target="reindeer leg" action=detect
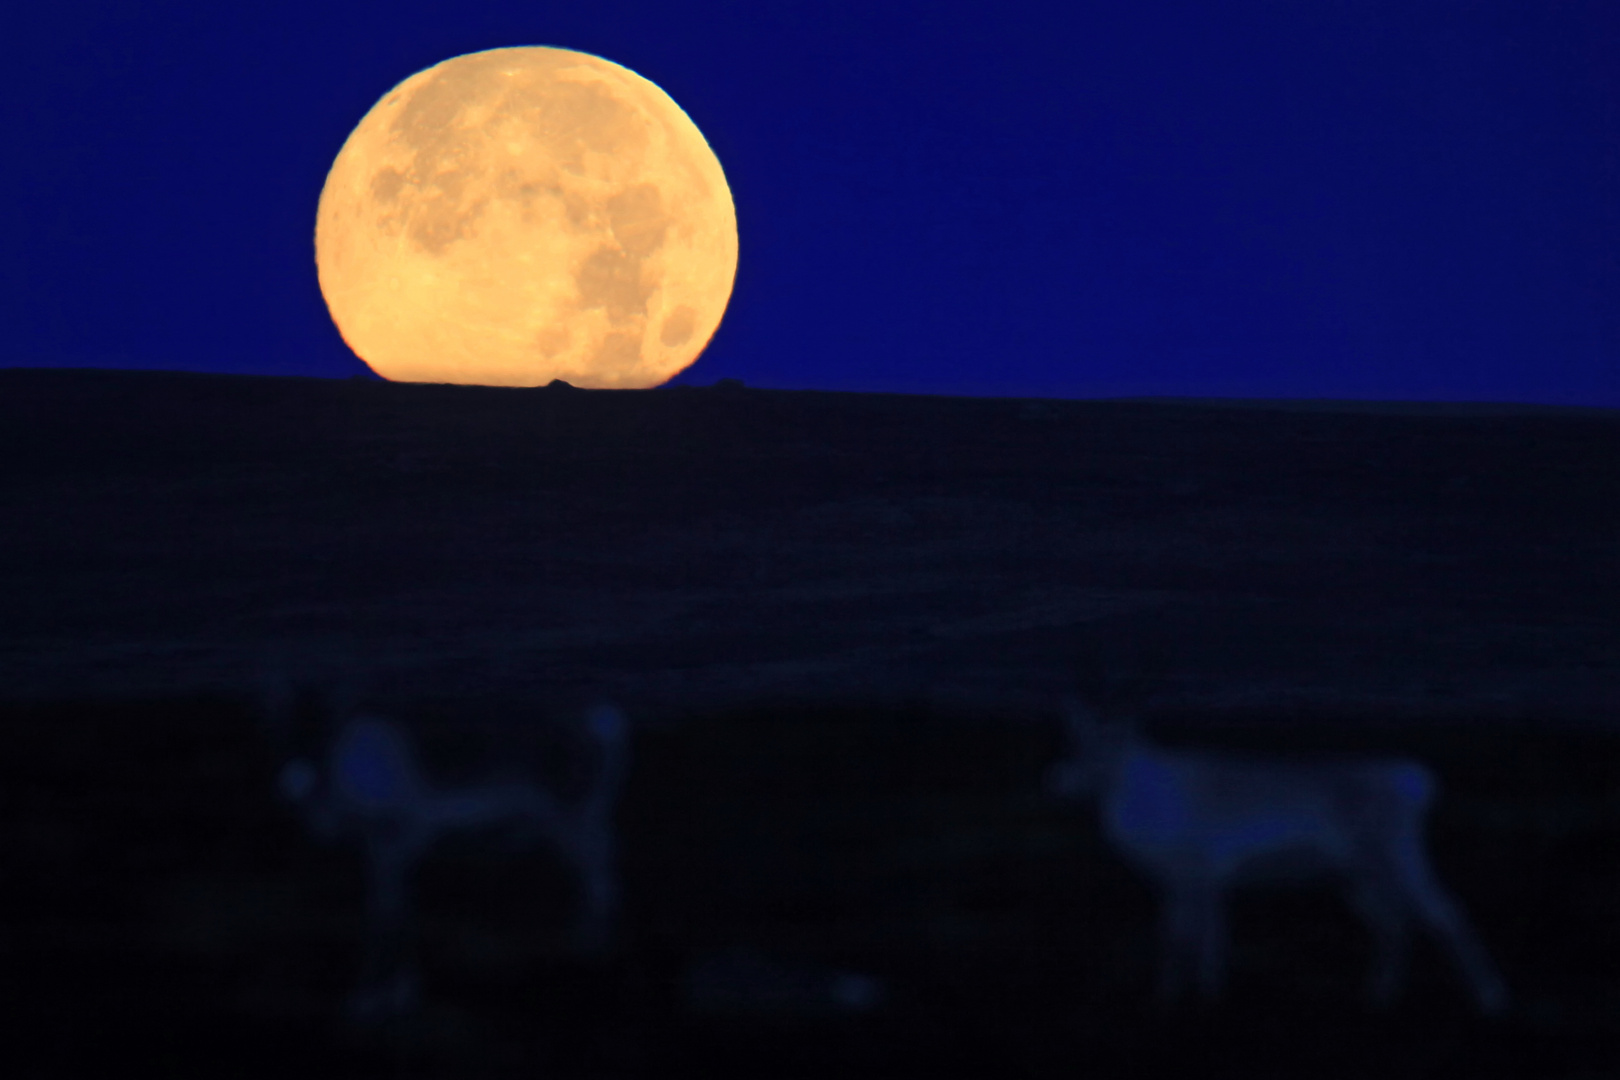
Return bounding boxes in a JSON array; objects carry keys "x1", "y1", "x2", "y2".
[
  {"x1": 1393, "y1": 842, "x2": 1508, "y2": 1015},
  {"x1": 1156, "y1": 883, "x2": 1211, "y2": 1008},
  {"x1": 349, "y1": 830, "x2": 424, "y2": 1023},
  {"x1": 552, "y1": 816, "x2": 616, "y2": 952},
  {"x1": 1195, "y1": 887, "x2": 1228, "y2": 1002},
  {"x1": 1348, "y1": 876, "x2": 1411, "y2": 1009},
  {"x1": 566, "y1": 706, "x2": 628, "y2": 953}
]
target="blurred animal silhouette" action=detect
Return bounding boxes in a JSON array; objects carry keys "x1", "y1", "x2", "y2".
[
  {"x1": 262, "y1": 674, "x2": 628, "y2": 1022},
  {"x1": 1047, "y1": 697, "x2": 1508, "y2": 1014}
]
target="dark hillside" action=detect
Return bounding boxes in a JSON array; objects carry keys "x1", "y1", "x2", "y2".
[{"x1": 1, "y1": 368, "x2": 1615, "y2": 717}]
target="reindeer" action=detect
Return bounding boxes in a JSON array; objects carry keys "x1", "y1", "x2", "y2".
[
  {"x1": 1046, "y1": 695, "x2": 1508, "y2": 1014},
  {"x1": 261, "y1": 674, "x2": 628, "y2": 1022}
]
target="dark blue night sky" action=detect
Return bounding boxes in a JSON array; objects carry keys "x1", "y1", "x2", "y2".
[{"x1": 6, "y1": 0, "x2": 1616, "y2": 405}]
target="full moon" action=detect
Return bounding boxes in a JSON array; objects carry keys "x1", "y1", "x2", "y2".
[{"x1": 314, "y1": 47, "x2": 738, "y2": 388}]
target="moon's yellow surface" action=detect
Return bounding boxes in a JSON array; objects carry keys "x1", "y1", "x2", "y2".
[{"x1": 315, "y1": 47, "x2": 737, "y2": 388}]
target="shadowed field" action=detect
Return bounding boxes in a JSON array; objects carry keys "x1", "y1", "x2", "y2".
[
  {"x1": 1, "y1": 696, "x2": 1615, "y2": 1078},
  {"x1": 1, "y1": 369, "x2": 1616, "y2": 1074},
  {"x1": 0, "y1": 369, "x2": 1615, "y2": 720}
]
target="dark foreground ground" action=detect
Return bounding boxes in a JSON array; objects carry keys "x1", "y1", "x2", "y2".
[
  {"x1": 1, "y1": 369, "x2": 1616, "y2": 1074},
  {"x1": 1, "y1": 696, "x2": 1616, "y2": 1079}
]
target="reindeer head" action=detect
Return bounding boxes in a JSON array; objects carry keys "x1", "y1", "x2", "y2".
[
  {"x1": 1046, "y1": 642, "x2": 1161, "y2": 801},
  {"x1": 255, "y1": 653, "x2": 387, "y2": 840},
  {"x1": 1045, "y1": 697, "x2": 1136, "y2": 799}
]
